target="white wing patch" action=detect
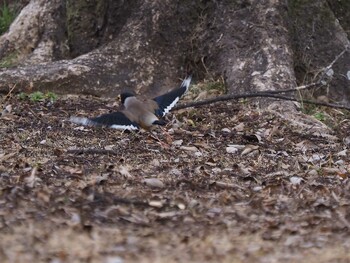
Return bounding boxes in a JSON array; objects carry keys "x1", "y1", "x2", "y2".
[
  {"x1": 161, "y1": 76, "x2": 191, "y2": 116},
  {"x1": 110, "y1": 124, "x2": 139, "y2": 130},
  {"x1": 162, "y1": 97, "x2": 179, "y2": 116}
]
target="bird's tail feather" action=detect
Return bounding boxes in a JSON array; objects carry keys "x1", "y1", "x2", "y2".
[
  {"x1": 180, "y1": 75, "x2": 192, "y2": 93},
  {"x1": 69, "y1": 116, "x2": 99, "y2": 126}
]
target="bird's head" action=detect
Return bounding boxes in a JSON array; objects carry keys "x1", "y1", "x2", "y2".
[{"x1": 119, "y1": 92, "x2": 135, "y2": 104}]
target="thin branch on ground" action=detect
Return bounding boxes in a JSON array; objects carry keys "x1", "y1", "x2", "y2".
[
  {"x1": 91, "y1": 192, "x2": 150, "y2": 207},
  {"x1": 260, "y1": 94, "x2": 350, "y2": 110},
  {"x1": 0, "y1": 84, "x2": 17, "y2": 105},
  {"x1": 174, "y1": 92, "x2": 350, "y2": 111},
  {"x1": 322, "y1": 44, "x2": 349, "y2": 75},
  {"x1": 174, "y1": 45, "x2": 350, "y2": 112},
  {"x1": 67, "y1": 148, "x2": 120, "y2": 155},
  {"x1": 210, "y1": 180, "x2": 245, "y2": 190}
]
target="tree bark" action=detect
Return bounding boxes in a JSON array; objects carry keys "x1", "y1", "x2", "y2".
[
  {"x1": 0, "y1": 0, "x2": 348, "y2": 104},
  {"x1": 289, "y1": 0, "x2": 350, "y2": 103}
]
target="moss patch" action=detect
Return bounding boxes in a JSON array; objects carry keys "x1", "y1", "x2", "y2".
[{"x1": 0, "y1": 52, "x2": 18, "y2": 68}]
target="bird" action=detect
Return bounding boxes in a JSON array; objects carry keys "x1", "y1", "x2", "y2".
[{"x1": 70, "y1": 76, "x2": 192, "y2": 131}]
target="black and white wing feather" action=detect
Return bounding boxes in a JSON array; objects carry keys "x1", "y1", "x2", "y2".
[
  {"x1": 153, "y1": 75, "x2": 192, "y2": 117},
  {"x1": 70, "y1": 111, "x2": 139, "y2": 131}
]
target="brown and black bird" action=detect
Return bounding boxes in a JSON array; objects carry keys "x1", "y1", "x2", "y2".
[{"x1": 70, "y1": 76, "x2": 192, "y2": 131}]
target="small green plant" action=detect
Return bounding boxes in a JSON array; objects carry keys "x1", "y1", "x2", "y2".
[
  {"x1": 0, "y1": 2, "x2": 16, "y2": 35},
  {"x1": 46, "y1": 91, "x2": 58, "y2": 102},
  {"x1": 313, "y1": 112, "x2": 325, "y2": 121},
  {"x1": 20, "y1": 91, "x2": 59, "y2": 103},
  {"x1": 301, "y1": 104, "x2": 337, "y2": 127},
  {"x1": 17, "y1": 92, "x2": 28, "y2": 100},
  {"x1": 29, "y1": 91, "x2": 45, "y2": 102}
]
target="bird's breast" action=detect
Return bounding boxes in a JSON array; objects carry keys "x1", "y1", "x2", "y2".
[{"x1": 140, "y1": 113, "x2": 158, "y2": 128}]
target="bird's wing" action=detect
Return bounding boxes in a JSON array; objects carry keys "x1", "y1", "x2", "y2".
[
  {"x1": 70, "y1": 111, "x2": 139, "y2": 130},
  {"x1": 153, "y1": 75, "x2": 192, "y2": 117}
]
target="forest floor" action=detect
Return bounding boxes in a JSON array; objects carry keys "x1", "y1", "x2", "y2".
[{"x1": 1, "y1": 94, "x2": 350, "y2": 263}]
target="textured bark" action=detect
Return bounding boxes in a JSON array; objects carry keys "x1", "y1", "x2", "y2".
[
  {"x1": 0, "y1": 0, "x2": 67, "y2": 64},
  {"x1": 289, "y1": 0, "x2": 350, "y2": 103},
  {"x1": 0, "y1": 0, "x2": 348, "y2": 104},
  {"x1": 196, "y1": 0, "x2": 297, "y2": 110},
  {"x1": 0, "y1": 0, "x2": 197, "y2": 97}
]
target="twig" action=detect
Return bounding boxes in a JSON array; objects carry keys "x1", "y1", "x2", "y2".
[
  {"x1": 67, "y1": 148, "x2": 120, "y2": 155},
  {"x1": 267, "y1": 94, "x2": 350, "y2": 110},
  {"x1": 0, "y1": 83, "x2": 17, "y2": 104},
  {"x1": 210, "y1": 180, "x2": 245, "y2": 190},
  {"x1": 174, "y1": 92, "x2": 350, "y2": 111},
  {"x1": 309, "y1": 44, "x2": 350, "y2": 87},
  {"x1": 174, "y1": 45, "x2": 350, "y2": 112},
  {"x1": 323, "y1": 44, "x2": 349, "y2": 76}
]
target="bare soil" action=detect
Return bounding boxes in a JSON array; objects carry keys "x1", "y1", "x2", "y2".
[{"x1": 1, "y1": 95, "x2": 350, "y2": 263}]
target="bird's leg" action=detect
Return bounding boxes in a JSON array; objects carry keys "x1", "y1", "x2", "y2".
[
  {"x1": 150, "y1": 118, "x2": 173, "y2": 145},
  {"x1": 159, "y1": 126, "x2": 173, "y2": 144},
  {"x1": 148, "y1": 131, "x2": 170, "y2": 148}
]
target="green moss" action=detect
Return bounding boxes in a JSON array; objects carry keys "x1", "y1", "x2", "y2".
[{"x1": 0, "y1": 52, "x2": 18, "y2": 68}]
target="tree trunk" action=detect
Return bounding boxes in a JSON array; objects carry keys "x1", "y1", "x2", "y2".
[{"x1": 0, "y1": 0, "x2": 348, "y2": 103}]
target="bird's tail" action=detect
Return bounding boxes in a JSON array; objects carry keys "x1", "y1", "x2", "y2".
[
  {"x1": 69, "y1": 116, "x2": 98, "y2": 126},
  {"x1": 181, "y1": 75, "x2": 192, "y2": 93}
]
